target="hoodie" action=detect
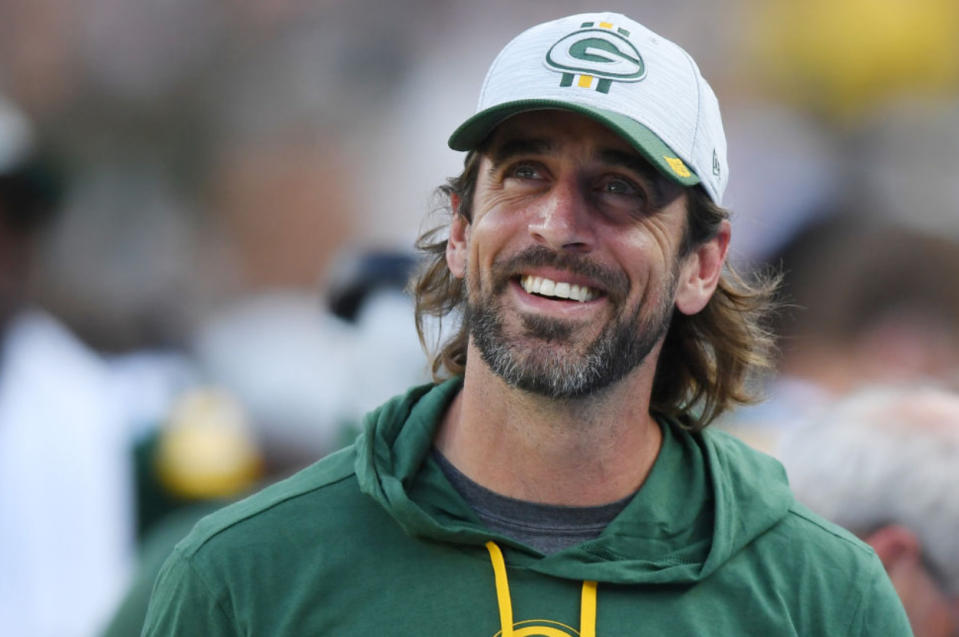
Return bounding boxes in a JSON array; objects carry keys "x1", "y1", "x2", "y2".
[{"x1": 143, "y1": 379, "x2": 911, "y2": 636}]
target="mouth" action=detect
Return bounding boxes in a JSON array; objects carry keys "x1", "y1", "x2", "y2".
[{"x1": 518, "y1": 274, "x2": 601, "y2": 303}]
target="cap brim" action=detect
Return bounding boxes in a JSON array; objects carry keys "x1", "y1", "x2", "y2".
[{"x1": 448, "y1": 100, "x2": 701, "y2": 187}]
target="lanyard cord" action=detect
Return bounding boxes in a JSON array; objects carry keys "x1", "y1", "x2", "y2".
[
  {"x1": 486, "y1": 541, "x2": 515, "y2": 636},
  {"x1": 580, "y1": 580, "x2": 597, "y2": 637},
  {"x1": 485, "y1": 541, "x2": 597, "y2": 637}
]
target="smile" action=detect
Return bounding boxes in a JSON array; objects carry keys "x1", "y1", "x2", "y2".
[{"x1": 519, "y1": 275, "x2": 599, "y2": 303}]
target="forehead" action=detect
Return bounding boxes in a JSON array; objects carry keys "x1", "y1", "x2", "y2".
[{"x1": 485, "y1": 109, "x2": 637, "y2": 156}]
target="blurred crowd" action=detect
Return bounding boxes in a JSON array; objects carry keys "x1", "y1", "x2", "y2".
[{"x1": 1, "y1": 0, "x2": 959, "y2": 635}]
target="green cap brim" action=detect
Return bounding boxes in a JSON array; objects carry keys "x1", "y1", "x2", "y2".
[{"x1": 448, "y1": 100, "x2": 701, "y2": 187}]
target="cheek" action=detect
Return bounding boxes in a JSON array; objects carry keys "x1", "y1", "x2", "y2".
[
  {"x1": 609, "y1": 233, "x2": 681, "y2": 304},
  {"x1": 469, "y1": 206, "x2": 528, "y2": 264}
]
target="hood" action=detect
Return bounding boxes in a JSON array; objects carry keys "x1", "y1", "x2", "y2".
[{"x1": 355, "y1": 379, "x2": 794, "y2": 585}]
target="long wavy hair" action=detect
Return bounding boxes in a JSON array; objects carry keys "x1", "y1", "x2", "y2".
[{"x1": 412, "y1": 149, "x2": 780, "y2": 430}]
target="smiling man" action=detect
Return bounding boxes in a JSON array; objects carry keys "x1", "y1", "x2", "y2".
[
  {"x1": 453, "y1": 112, "x2": 700, "y2": 400},
  {"x1": 143, "y1": 13, "x2": 911, "y2": 636}
]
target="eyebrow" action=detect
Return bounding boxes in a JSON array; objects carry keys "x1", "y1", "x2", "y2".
[
  {"x1": 490, "y1": 138, "x2": 651, "y2": 174},
  {"x1": 597, "y1": 149, "x2": 660, "y2": 183},
  {"x1": 489, "y1": 137, "x2": 554, "y2": 165}
]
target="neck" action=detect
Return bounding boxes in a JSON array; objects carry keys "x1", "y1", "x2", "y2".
[{"x1": 434, "y1": 343, "x2": 664, "y2": 506}]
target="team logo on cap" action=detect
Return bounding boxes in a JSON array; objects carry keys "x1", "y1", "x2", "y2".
[{"x1": 545, "y1": 21, "x2": 645, "y2": 94}]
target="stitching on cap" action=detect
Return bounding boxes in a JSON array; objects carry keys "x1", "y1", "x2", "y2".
[
  {"x1": 676, "y1": 45, "x2": 716, "y2": 201},
  {"x1": 679, "y1": 47, "x2": 703, "y2": 161}
]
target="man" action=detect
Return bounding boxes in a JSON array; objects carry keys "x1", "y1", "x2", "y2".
[
  {"x1": 143, "y1": 12, "x2": 910, "y2": 635},
  {"x1": 780, "y1": 384, "x2": 959, "y2": 637}
]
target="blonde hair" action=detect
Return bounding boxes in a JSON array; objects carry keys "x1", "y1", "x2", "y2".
[{"x1": 412, "y1": 150, "x2": 780, "y2": 429}]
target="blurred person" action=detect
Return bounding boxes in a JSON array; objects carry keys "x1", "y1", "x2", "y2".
[
  {"x1": 0, "y1": 97, "x2": 134, "y2": 635},
  {"x1": 719, "y1": 211, "x2": 959, "y2": 452},
  {"x1": 780, "y1": 384, "x2": 959, "y2": 636},
  {"x1": 102, "y1": 249, "x2": 427, "y2": 636},
  {"x1": 100, "y1": 388, "x2": 262, "y2": 637},
  {"x1": 0, "y1": 94, "x2": 198, "y2": 637},
  {"x1": 192, "y1": 249, "x2": 428, "y2": 470},
  {"x1": 143, "y1": 13, "x2": 909, "y2": 635}
]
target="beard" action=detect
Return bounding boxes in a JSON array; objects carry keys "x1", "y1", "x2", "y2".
[{"x1": 465, "y1": 245, "x2": 677, "y2": 399}]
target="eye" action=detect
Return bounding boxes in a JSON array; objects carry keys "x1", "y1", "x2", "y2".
[
  {"x1": 596, "y1": 174, "x2": 647, "y2": 201},
  {"x1": 594, "y1": 174, "x2": 650, "y2": 220},
  {"x1": 602, "y1": 177, "x2": 637, "y2": 195},
  {"x1": 506, "y1": 162, "x2": 542, "y2": 181}
]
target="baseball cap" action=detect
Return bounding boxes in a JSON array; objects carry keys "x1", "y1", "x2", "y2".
[{"x1": 448, "y1": 12, "x2": 729, "y2": 204}]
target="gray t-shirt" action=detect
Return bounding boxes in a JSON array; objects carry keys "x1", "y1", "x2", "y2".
[{"x1": 432, "y1": 449, "x2": 634, "y2": 555}]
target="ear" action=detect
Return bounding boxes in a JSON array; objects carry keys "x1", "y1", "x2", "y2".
[
  {"x1": 865, "y1": 524, "x2": 923, "y2": 571},
  {"x1": 446, "y1": 192, "x2": 469, "y2": 279},
  {"x1": 674, "y1": 220, "x2": 731, "y2": 316}
]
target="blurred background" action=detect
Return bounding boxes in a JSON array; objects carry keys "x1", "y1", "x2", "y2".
[{"x1": 2, "y1": 0, "x2": 959, "y2": 635}]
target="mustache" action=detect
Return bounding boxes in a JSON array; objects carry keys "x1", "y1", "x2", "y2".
[{"x1": 489, "y1": 245, "x2": 628, "y2": 300}]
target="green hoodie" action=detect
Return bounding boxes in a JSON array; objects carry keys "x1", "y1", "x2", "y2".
[{"x1": 143, "y1": 379, "x2": 911, "y2": 636}]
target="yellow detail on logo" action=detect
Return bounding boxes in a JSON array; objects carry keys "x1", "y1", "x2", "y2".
[
  {"x1": 493, "y1": 619, "x2": 579, "y2": 637},
  {"x1": 664, "y1": 156, "x2": 692, "y2": 177},
  {"x1": 598, "y1": 21, "x2": 613, "y2": 29},
  {"x1": 577, "y1": 74, "x2": 594, "y2": 88}
]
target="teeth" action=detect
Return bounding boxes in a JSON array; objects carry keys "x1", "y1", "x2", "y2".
[{"x1": 520, "y1": 276, "x2": 597, "y2": 302}]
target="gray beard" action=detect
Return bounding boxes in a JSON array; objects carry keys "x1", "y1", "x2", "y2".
[{"x1": 464, "y1": 248, "x2": 677, "y2": 399}]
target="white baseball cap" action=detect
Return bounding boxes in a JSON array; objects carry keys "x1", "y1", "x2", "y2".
[{"x1": 449, "y1": 12, "x2": 729, "y2": 204}]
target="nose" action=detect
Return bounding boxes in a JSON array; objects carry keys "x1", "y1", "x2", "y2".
[{"x1": 527, "y1": 177, "x2": 594, "y2": 252}]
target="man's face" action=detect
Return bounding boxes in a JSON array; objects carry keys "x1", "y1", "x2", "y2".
[{"x1": 447, "y1": 110, "x2": 698, "y2": 398}]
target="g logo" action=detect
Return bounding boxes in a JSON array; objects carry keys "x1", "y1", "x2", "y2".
[{"x1": 545, "y1": 29, "x2": 645, "y2": 82}]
